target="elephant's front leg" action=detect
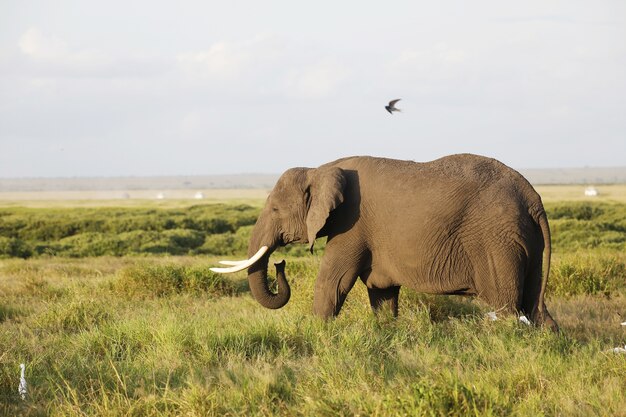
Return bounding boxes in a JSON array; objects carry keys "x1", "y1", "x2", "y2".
[
  {"x1": 312, "y1": 243, "x2": 362, "y2": 318},
  {"x1": 367, "y1": 286, "x2": 400, "y2": 317}
]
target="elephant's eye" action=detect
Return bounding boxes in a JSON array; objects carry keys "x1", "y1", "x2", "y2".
[{"x1": 271, "y1": 207, "x2": 279, "y2": 212}]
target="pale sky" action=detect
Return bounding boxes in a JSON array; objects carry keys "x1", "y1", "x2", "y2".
[{"x1": 1, "y1": 1, "x2": 625, "y2": 177}]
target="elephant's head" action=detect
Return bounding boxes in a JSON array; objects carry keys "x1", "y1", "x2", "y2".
[{"x1": 211, "y1": 166, "x2": 346, "y2": 309}]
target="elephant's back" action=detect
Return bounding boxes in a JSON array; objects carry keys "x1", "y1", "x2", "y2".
[
  {"x1": 328, "y1": 154, "x2": 542, "y2": 208},
  {"x1": 428, "y1": 154, "x2": 544, "y2": 213},
  {"x1": 425, "y1": 154, "x2": 522, "y2": 186},
  {"x1": 330, "y1": 154, "x2": 522, "y2": 180},
  {"x1": 331, "y1": 154, "x2": 533, "y2": 191}
]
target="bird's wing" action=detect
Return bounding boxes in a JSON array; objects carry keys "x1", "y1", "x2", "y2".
[{"x1": 389, "y1": 99, "x2": 401, "y2": 106}]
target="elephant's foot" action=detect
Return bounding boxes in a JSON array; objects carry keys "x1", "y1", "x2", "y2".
[
  {"x1": 532, "y1": 306, "x2": 560, "y2": 333},
  {"x1": 312, "y1": 301, "x2": 335, "y2": 319}
]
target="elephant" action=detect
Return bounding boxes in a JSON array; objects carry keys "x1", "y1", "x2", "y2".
[{"x1": 211, "y1": 154, "x2": 559, "y2": 331}]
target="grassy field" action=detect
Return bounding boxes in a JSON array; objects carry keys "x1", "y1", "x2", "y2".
[
  {"x1": 1, "y1": 184, "x2": 626, "y2": 207},
  {"x1": 0, "y1": 188, "x2": 625, "y2": 416}
]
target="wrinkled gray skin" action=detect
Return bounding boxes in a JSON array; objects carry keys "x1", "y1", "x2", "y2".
[{"x1": 247, "y1": 154, "x2": 558, "y2": 331}]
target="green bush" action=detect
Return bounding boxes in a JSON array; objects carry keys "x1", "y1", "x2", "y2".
[
  {"x1": 546, "y1": 202, "x2": 626, "y2": 251},
  {"x1": 57, "y1": 232, "x2": 125, "y2": 257},
  {"x1": 131, "y1": 229, "x2": 205, "y2": 255},
  {"x1": 199, "y1": 233, "x2": 239, "y2": 255},
  {"x1": 547, "y1": 203, "x2": 604, "y2": 221},
  {"x1": 0, "y1": 204, "x2": 260, "y2": 258},
  {"x1": 198, "y1": 226, "x2": 252, "y2": 255},
  {"x1": 0, "y1": 204, "x2": 258, "y2": 240},
  {"x1": 0, "y1": 237, "x2": 32, "y2": 258},
  {"x1": 162, "y1": 229, "x2": 205, "y2": 250}
]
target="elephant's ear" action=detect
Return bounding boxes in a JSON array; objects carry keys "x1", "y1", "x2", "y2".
[{"x1": 306, "y1": 166, "x2": 346, "y2": 252}]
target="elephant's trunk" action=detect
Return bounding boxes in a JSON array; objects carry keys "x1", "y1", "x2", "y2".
[
  {"x1": 247, "y1": 256, "x2": 290, "y2": 309},
  {"x1": 246, "y1": 217, "x2": 290, "y2": 309}
]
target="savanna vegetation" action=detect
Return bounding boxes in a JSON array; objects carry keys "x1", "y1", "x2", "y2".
[
  {"x1": 0, "y1": 205, "x2": 259, "y2": 258},
  {"x1": 0, "y1": 199, "x2": 625, "y2": 416}
]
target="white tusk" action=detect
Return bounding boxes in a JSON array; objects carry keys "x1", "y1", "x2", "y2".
[
  {"x1": 218, "y1": 260, "x2": 248, "y2": 266},
  {"x1": 217, "y1": 248, "x2": 271, "y2": 267},
  {"x1": 210, "y1": 246, "x2": 269, "y2": 273}
]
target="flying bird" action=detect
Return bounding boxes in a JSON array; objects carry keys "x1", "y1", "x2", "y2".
[{"x1": 385, "y1": 99, "x2": 402, "y2": 114}]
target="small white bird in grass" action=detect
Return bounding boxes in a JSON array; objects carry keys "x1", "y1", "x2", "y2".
[
  {"x1": 385, "y1": 99, "x2": 402, "y2": 114},
  {"x1": 486, "y1": 312, "x2": 532, "y2": 324},
  {"x1": 608, "y1": 345, "x2": 626, "y2": 354},
  {"x1": 18, "y1": 363, "x2": 27, "y2": 400}
]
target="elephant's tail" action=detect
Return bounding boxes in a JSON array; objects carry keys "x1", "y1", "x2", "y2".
[
  {"x1": 535, "y1": 211, "x2": 551, "y2": 313},
  {"x1": 528, "y1": 207, "x2": 559, "y2": 331}
]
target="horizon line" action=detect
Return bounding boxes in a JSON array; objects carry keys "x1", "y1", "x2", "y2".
[{"x1": 2, "y1": 165, "x2": 626, "y2": 181}]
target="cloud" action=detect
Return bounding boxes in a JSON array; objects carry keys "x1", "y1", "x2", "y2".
[
  {"x1": 178, "y1": 41, "x2": 252, "y2": 80},
  {"x1": 177, "y1": 36, "x2": 350, "y2": 99},
  {"x1": 284, "y1": 59, "x2": 350, "y2": 99},
  {"x1": 179, "y1": 108, "x2": 222, "y2": 136},
  {"x1": 388, "y1": 42, "x2": 469, "y2": 81},
  {"x1": 18, "y1": 27, "x2": 111, "y2": 71},
  {"x1": 12, "y1": 27, "x2": 165, "y2": 79},
  {"x1": 177, "y1": 35, "x2": 283, "y2": 82},
  {"x1": 18, "y1": 28, "x2": 68, "y2": 61}
]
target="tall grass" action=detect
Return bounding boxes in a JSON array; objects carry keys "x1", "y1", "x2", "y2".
[
  {"x1": 112, "y1": 263, "x2": 245, "y2": 298},
  {"x1": 549, "y1": 252, "x2": 626, "y2": 297},
  {"x1": 0, "y1": 201, "x2": 625, "y2": 416},
  {"x1": 1, "y1": 252, "x2": 625, "y2": 416}
]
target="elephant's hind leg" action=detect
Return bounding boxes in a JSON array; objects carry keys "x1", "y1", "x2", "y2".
[
  {"x1": 367, "y1": 286, "x2": 400, "y2": 317},
  {"x1": 473, "y1": 249, "x2": 525, "y2": 316}
]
